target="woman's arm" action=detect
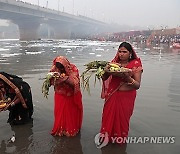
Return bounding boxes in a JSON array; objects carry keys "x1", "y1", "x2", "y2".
[
  {"x1": 64, "y1": 76, "x2": 74, "y2": 88},
  {"x1": 10, "y1": 96, "x2": 21, "y2": 107},
  {"x1": 125, "y1": 71, "x2": 143, "y2": 90},
  {"x1": 54, "y1": 75, "x2": 75, "y2": 89},
  {"x1": 3, "y1": 95, "x2": 20, "y2": 110},
  {"x1": 102, "y1": 72, "x2": 110, "y2": 81},
  {"x1": 54, "y1": 75, "x2": 68, "y2": 84},
  {"x1": 102, "y1": 65, "x2": 112, "y2": 81}
]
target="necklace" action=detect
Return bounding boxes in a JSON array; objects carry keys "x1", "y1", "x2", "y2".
[{"x1": 119, "y1": 61, "x2": 128, "y2": 67}]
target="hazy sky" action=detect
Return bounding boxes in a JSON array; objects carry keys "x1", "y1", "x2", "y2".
[{"x1": 1, "y1": 0, "x2": 180, "y2": 29}]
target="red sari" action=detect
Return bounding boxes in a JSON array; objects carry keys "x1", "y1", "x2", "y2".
[
  {"x1": 100, "y1": 55, "x2": 143, "y2": 142},
  {"x1": 50, "y1": 56, "x2": 83, "y2": 136}
]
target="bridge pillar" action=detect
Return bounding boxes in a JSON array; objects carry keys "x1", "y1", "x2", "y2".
[
  {"x1": 49, "y1": 23, "x2": 72, "y2": 39},
  {"x1": 14, "y1": 20, "x2": 40, "y2": 40}
]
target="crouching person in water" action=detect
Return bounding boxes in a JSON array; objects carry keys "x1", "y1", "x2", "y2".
[{"x1": 0, "y1": 72, "x2": 33, "y2": 125}]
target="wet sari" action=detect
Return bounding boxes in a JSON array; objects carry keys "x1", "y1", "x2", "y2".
[
  {"x1": 50, "y1": 56, "x2": 83, "y2": 136},
  {"x1": 100, "y1": 51, "x2": 143, "y2": 142}
]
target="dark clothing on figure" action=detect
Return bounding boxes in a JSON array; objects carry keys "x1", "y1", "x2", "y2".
[{"x1": 0, "y1": 72, "x2": 33, "y2": 125}]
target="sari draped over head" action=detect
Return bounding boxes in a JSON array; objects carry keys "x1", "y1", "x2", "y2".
[
  {"x1": 0, "y1": 72, "x2": 33, "y2": 123},
  {"x1": 50, "y1": 56, "x2": 83, "y2": 137},
  {"x1": 50, "y1": 56, "x2": 80, "y2": 94},
  {"x1": 101, "y1": 47, "x2": 143, "y2": 101},
  {"x1": 100, "y1": 47, "x2": 143, "y2": 142}
]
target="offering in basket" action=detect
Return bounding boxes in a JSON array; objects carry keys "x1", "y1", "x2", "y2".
[
  {"x1": 107, "y1": 63, "x2": 131, "y2": 73},
  {"x1": 0, "y1": 101, "x2": 7, "y2": 109},
  {"x1": 0, "y1": 98, "x2": 11, "y2": 111}
]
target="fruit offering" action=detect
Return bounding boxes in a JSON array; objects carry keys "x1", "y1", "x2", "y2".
[
  {"x1": 0, "y1": 102, "x2": 6, "y2": 109},
  {"x1": 108, "y1": 63, "x2": 131, "y2": 72}
]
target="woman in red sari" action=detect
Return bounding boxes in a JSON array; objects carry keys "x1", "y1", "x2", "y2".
[
  {"x1": 50, "y1": 56, "x2": 83, "y2": 136},
  {"x1": 100, "y1": 42, "x2": 143, "y2": 144}
]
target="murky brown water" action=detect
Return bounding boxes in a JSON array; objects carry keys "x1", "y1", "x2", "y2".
[{"x1": 0, "y1": 40, "x2": 180, "y2": 154}]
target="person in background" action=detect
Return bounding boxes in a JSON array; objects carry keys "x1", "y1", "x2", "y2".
[
  {"x1": 100, "y1": 42, "x2": 143, "y2": 144},
  {"x1": 49, "y1": 56, "x2": 83, "y2": 136},
  {"x1": 0, "y1": 72, "x2": 33, "y2": 125}
]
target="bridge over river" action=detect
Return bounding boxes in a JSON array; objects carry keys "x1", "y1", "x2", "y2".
[{"x1": 0, "y1": 0, "x2": 107, "y2": 40}]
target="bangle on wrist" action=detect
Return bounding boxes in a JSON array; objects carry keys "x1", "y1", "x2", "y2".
[
  {"x1": 11, "y1": 102, "x2": 15, "y2": 107},
  {"x1": 127, "y1": 78, "x2": 135, "y2": 85}
]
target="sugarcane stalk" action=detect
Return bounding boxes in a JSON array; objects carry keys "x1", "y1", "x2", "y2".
[
  {"x1": 42, "y1": 72, "x2": 60, "y2": 99},
  {"x1": 80, "y1": 60, "x2": 109, "y2": 95}
]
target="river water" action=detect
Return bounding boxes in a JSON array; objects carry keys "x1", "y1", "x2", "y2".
[{"x1": 0, "y1": 39, "x2": 180, "y2": 154}]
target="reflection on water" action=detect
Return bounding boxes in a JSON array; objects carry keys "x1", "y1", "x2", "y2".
[
  {"x1": 51, "y1": 134, "x2": 83, "y2": 154},
  {"x1": 0, "y1": 39, "x2": 180, "y2": 154},
  {"x1": 0, "y1": 120, "x2": 33, "y2": 154},
  {"x1": 101, "y1": 143, "x2": 127, "y2": 154},
  {"x1": 168, "y1": 52, "x2": 180, "y2": 112}
]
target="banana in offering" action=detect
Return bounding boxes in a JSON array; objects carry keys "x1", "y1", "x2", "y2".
[{"x1": 109, "y1": 63, "x2": 130, "y2": 72}]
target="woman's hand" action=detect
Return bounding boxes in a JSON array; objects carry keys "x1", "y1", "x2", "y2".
[
  {"x1": 2, "y1": 98, "x2": 13, "y2": 111},
  {"x1": 102, "y1": 65, "x2": 111, "y2": 80},
  {"x1": 59, "y1": 75, "x2": 69, "y2": 82},
  {"x1": 110, "y1": 72, "x2": 126, "y2": 78},
  {"x1": 122, "y1": 70, "x2": 132, "y2": 78},
  {"x1": 109, "y1": 69, "x2": 132, "y2": 79},
  {"x1": 54, "y1": 75, "x2": 69, "y2": 85}
]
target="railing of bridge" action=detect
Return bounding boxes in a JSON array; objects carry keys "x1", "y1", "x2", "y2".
[{"x1": 0, "y1": 0, "x2": 106, "y2": 25}]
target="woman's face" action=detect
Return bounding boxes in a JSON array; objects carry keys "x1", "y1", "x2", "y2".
[
  {"x1": 118, "y1": 47, "x2": 130, "y2": 61},
  {"x1": 56, "y1": 66, "x2": 65, "y2": 73},
  {"x1": 55, "y1": 62, "x2": 66, "y2": 73}
]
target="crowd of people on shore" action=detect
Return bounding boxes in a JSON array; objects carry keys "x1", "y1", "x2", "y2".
[{"x1": 88, "y1": 29, "x2": 180, "y2": 49}]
